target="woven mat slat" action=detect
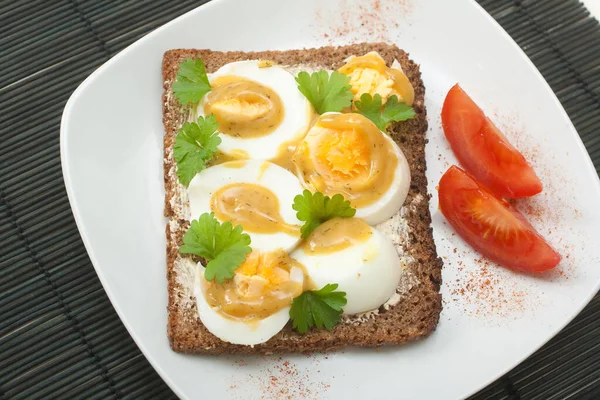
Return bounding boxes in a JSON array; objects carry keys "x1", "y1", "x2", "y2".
[{"x1": 1, "y1": 1, "x2": 599, "y2": 399}]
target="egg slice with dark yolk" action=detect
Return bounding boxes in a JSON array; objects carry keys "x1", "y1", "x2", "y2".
[
  {"x1": 186, "y1": 160, "x2": 305, "y2": 252},
  {"x1": 292, "y1": 112, "x2": 411, "y2": 225},
  {"x1": 197, "y1": 60, "x2": 314, "y2": 161}
]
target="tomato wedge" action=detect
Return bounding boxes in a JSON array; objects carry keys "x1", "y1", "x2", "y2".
[
  {"x1": 439, "y1": 165, "x2": 561, "y2": 273},
  {"x1": 441, "y1": 84, "x2": 542, "y2": 198}
]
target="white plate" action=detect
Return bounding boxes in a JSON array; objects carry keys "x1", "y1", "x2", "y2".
[{"x1": 60, "y1": 0, "x2": 600, "y2": 398}]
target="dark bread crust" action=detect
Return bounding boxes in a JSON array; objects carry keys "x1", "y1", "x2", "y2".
[{"x1": 163, "y1": 43, "x2": 443, "y2": 354}]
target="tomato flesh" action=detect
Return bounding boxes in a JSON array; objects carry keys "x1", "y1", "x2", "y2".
[
  {"x1": 439, "y1": 165, "x2": 561, "y2": 273},
  {"x1": 441, "y1": 84, "x2": 543, "y2": 198}
]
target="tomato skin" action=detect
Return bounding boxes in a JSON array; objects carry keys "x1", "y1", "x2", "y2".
[
  {"x1": 439, "y1": 166, "x2": 561, "y2": 273},
  {"x1": 441, "y1": 84, "x2": 543, "y2": 198}
]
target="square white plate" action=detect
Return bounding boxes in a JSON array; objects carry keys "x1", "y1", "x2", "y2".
[{"x1": 60, "y1": 0, "x2": 600, "y2": 398}]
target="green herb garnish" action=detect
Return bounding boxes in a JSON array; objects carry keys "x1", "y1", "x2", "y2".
[
  {"x1": 172, "y1": 57, "x2": 212, "y2": 104},
  {"x1": 180, "y1": 213, "x2": 251, "y2": 283},
  {"x1": 292, "y1": 190, "x2": 356, "y2": 239},
  {"x1": 295, "y1": 71, "x2": 353, "y2": 114},
  {"x1": 289, "y1": 284, "x2": 347, "y2": 333},
  {"x1": 354, "y1": 93, "x2": 415, "y2": 130},
  {"x1": 174, "y1": 115, "x2": 221, "y2": 187}
]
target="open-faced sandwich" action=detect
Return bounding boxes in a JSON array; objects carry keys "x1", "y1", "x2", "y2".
[{"x1": 162, "y1": 43, "x2": 442, "y2": 354}]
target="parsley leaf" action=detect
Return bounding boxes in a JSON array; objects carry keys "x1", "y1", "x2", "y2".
[
  {"x1": 292, "y1": 190, "x2": 356, "y2": 239},
  {"x1": 295, "y1": 71, "x2": 353, "y2": 114},
  {"x1": 354, "y1": 93, "x2": 416, "y2": 131},
  {"x1": 172, "y1": 58, "x2": 212, "y2": 104},
  {"x1": 174, "y1": 115, "x2": 221, "y2": 187},
  {"x1": 289, "y1": 284, "x2": 347, "y2": 333},
  {"x1": 180, "y1": 213, "x2": 252, "y2": 283}
]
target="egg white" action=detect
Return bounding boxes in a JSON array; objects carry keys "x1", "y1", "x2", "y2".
[
  {"x1": 186, "y1": 160, "x2": 304, "y2": 252},
  {"x1": 194, "y1": 264, "x2": 304, "y2": 346},
  {"x1": 198, "y1": 60, "x2": 313, "y2": 160},
  {"x1": 291, "y1": 223, "x2": 402, "y2": 315}
]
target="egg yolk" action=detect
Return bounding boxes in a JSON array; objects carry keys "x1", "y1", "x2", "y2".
[
  {"x1": 338, "y1": 52, "x2": 414, "y2": 106},
  {"x1": 293, "y1": 113, "x2": 399, "y2": 208},
  {"x1": 315, "y1": 127, "x2": 370, "y2": 179},
  {"x1": 237, "y1": 249, "x2": 291, "y2": 285},
  {"x1": 204, "y1": 76, "x2": 284, "y2": 138},
  {"x1": 347, "y1": 67, "x2": 395, "y2": 103},
  {"x1": 204, "y1": 249, "x2": 304, "y2": 322}
]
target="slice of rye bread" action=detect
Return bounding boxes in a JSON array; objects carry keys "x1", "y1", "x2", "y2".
[{"x1": 162, "y1": 43, "x2": 443, "y2": 354}]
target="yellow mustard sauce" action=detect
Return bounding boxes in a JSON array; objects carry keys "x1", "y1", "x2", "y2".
[
  {"x1": 302, "y1": 217, "x2": 372, "y2": 255},
  {"x1": 220, "y1": 160, "x2": 247, "y2": 169},
  {"x1": 205, "y1": 249, "x2": 304, "y2": 322},
  {"x1": 268, "y1": 113, "x2": 317, "y2": 173},
  {"x1": 209, "y1": 149, "x2": 249, "y2": 166},
  {"x1": 210, "y1": 183, "x2": 299, "y2": 236},
  {"x1": 257, "y1": 161, "x2": 270, "y2": 180},
  {"x1": 204, "y1": 76, "x2": 284, "y2": 138}
]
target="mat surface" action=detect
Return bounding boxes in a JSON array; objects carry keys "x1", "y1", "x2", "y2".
[{"x1": 1, "y1": 0, "x2": 599, "y2": 399}]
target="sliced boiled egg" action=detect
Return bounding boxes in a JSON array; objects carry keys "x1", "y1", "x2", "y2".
[
  {"x1": 187, "y1": 160, "x2": 304, "y2": 252},
  {"x1": 338, "y1": 52, "x2": 414, "y2": 106},
  {"x1": 292, "y1": 112, "x2": 411, "y2": 225},
  {"x1": 194, "y1": 250, "x2": 304, "y2": 345},
  {"x1": 290, "y1": 217, "x2": 402, "y2": 315},
  {"x1": 198, "y1": 60, "x2": 314, "y2": 160}
]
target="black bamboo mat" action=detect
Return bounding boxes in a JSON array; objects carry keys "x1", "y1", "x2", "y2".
[{"x1": 1, "y1": 0, "x2": 599, "y2": 399}]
